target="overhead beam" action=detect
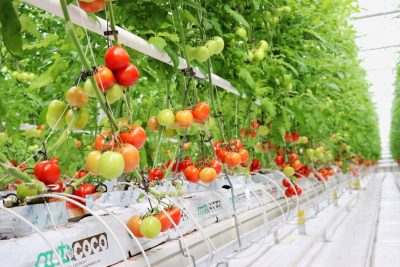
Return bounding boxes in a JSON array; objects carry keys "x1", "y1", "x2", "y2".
[
  {"x1": 355, "y1": 9, "x2": 400, "y2": 20},
  {"x1": 23, "y1": 0, "x2": 261, "y2": 105},
  {"x1": 359, "y1": 44, "x2": 400, "y2": 52}
]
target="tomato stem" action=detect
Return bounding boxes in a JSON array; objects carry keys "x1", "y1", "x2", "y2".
[
  {"x1": 0, "y1": 153, "x2": 45, "y2": 191},
  {"x1": 59, "y1": 0, "x2": 119, "y2": 133},
  {"x1": 106, "y1": 2, "x2": 119, "y2": 45},
  {"x1": 48, "y1": 109, "x2": 79, "y2": 152}
]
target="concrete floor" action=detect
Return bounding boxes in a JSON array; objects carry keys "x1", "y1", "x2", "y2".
[{"x1": 222, "y1": 172, "x2": 400, "y2": 267}]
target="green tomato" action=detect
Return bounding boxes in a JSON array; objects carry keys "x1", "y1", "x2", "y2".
[
  {"x1": 0, "y1": 132, "x2": 8, "y2": 145},
  {"x1": 193, "y1": 46, "x2": 210, "y2": 63},
  {"x1": 25, "y1": 129, "x2": 41, "y2": 138},
  {"x1": 83, "y1": 79, "x2": 97, "y2": 97},
  {"x1": 235, "y1": 27, "x2": 247, "y2": 39},
  {"x1": 139, "y1": 216, "x2": 161, "y2": 239},
  {"x1": 100, "y1": 117, "x2": 111, "y2": 131},
  {"x1": 46, "y1": 100, "x2": 67, "y2": 130},
  {"x1": 259, "y1": 40, "x2": 269, "y2": 51},
  {"x1": 283, "y1": 166, "x2": 295, "y2": 177},
  {"x1": 186, "y1": 45, "x2": 196, "y2": 61},
  {"x1": 205, "y1": 40, "x2": 219, "y2": 56},
  {"x1": 28, "y1": 144, "x2": 39, "y2": 152},
  {"x1": 106, "y1": 84, "x2": 123, "y2": 104},
  {"x1": 253, "y1": 48, "x2": 265, "y2": 62},
  {"x1": 97, "y1": 151, "x2": 125, "y2": 179},
  {"x1": 213, "y1": 36, "x2": 225, "y2": 53},
  {"x1": 17, "y1": 183, "x2": 40, "y2": 202},
  {"x1": 163, "y1": 127, "x2": 177, "y2": 138},
  {"x1": 305, "y1": 149, "x2": 315, "y2": 158},
  {"x1": 21, "y1": 72, "x2": 31, "y2": 81},
  {"x1": 157, "y1": 109, "x2": 175, "y2": 127},
  {"x1": 187, "y1": 123, "x2": 199, "y2": 135},
  {"x1": 65, "y1": 109, "x2": 89, "y2": 130},
  {"x1": 258, "y1": 125, "x2": 269, "y2": 136},
  {"x1": 247, "y1": 51, "x2": 254, "y2": 61},
  {"x1": 283, "y1": 6, "x2": 291, "y2": 13},
  {"x1": 176, "y1": 124, "x2": 198, "y2": 136}
]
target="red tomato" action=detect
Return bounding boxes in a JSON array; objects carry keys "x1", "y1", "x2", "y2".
[
  {"x1": 304, "y1": 166, "x2": 313, "y2": 177},
  {"x1": 250, "y1": 120, "x2": 260, "y2": 129},
  {"x1": 216, "y1": 148, "x2": 228, "y2": 163},
  {"x1": 94, "y1": 131, "x2": 119, "y2": 151},
  {"x1": 119, "y1": 125, "x2": 147, "y2": 149},
  {"x1": 48, "y1": 179, "x2": 63, "y2": 193},
  {"x1": 229, "y1": 138, "x2": 243, "y2": 150},
  {"x1": 210, "y1": 159, "x2": 222, "y2": 174},
  {"x1": 240, "y1": 128, "x2": 248, "y2": 139},
  {"x1": 282, "y1": 178, "x2": 291, "y2": 187},
  {"x1": 149, "y1": 168, "x2": 164, "y2": 181},
  {"x1": 74, "y1": 183, "x2": 96, "y2": 205},
  {"x1": 78, "y1": 0, "x2": 105, "y2": 13},
  {"x1": 249, "y1": 129, "x2": 257, "y2": 138},
  {"x1": 34, "y1": 160, "x2": 61, "y2": 185},
  {"x1": 225, "y1": 152, "x2": 241, "y2": 168},
  {"x1": 166, "y1": 207, "x2": 181, "y2": 228},
  {"x1": 192, "y1": 102, "x2": 210, "y2": 122},
  {"x1": 95, "y1": 66, "x2": 115, "y2": 91},
  {"x1": 155, "y1": 212, "x2": 173, "y2": 232},
  {"x1": 296, "y1": 186, "x2": 302, "y2": 196},
  {"x1": 175, "y1": 110, "x2": 194, "y2": 128},
  {"x1": 292, "y1": 132, "x2": 300, "y2": 141},
  {"x1": 118, "y1": 144, "x2": 140, "y2": 172},
  {"x1": 250, "y1": 159, "x2": 261, "y2": 172},
  {"x1": 284, "y1": 132, "x2": 293, "y2": 142},
  {"x1": 115, "y1": 64, "x2": 140, "y2": 87},
  {"x1": 291, "y1": 160, "x2": 303, "y2": 171},
  {"x1": 238, "y1": 149, "x2": 249, "y2": 164},
  {"x1": 184, "y1": 166, "x2": 200, "y2": 183},
  {"x1": 275, "y1": 154, "x2": 284, "y2": 166},
  {"x1": 289, "y1": 152, "x2": 298, "y2": 163},
  {"x1": 285, "y1": 186, "x2": 295, "y2": 197},
  {"x1": 75, "y1": 139, "x2": 82, "y2": 149},
  {"x1": 127, "y1": 215, "x2": 143, "y2": 238},
  {"x1": 75, "y1": 170, "x2": 88, "y2": 178},
  {"x1": 177, "y1": 159, "x2": 193, "y2": 172},
  {"x1": 105, "y1": 46, "x2": 130, "y2": 71}
]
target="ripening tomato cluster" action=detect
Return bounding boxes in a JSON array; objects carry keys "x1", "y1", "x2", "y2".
[
  {"x1": 127, "y1": 207, "x2": 181, "y2": 239},
  {"x1": 240, "y1": 120, "x2": 270, "y2": 139},
  {"x1": 146, "y1": 102, "x2": 211, "y2": 138},
  {"x1": 214, "y1": 138, "x2": 249, "y2": 168},
  {"x1": 282, "y1": 178, "x2": 302, "y2": 198},
  {"x1": 82, "y1": 46, "x2": 139, "y2": 105},
  {"x1": 85, "y1": 124, "x2": 146, "y2": 179},
  {"x1": 284, "y1": 132, "x2": 309, "y2": 144},
  {"x1": 186, "y1": 37, "x2": 224, "y2": 63},
  {"x1": 315, "y1": 167, "x2": 335, "y2": 181},
  {"x1": 182, "y1": 158, "x2": 222, "y2": 184},
  {"x1": 275, "y1": 151, "x2": 312, "y2": 178}
]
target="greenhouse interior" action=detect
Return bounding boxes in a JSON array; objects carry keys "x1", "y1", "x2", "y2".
[{"x1": 0, "y1": 0, "x2": 400, "y2": 266}]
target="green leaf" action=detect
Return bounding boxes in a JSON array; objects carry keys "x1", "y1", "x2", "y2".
[
  {"x1": 0, "y1": 0, "x2": 23, "y2": 57},
  {"x1": 157, "y1": 32, "x2": 179, "y2": 43},
  {"x1": 223, "y1": 5, "x2": 250, "y2": 28},
  {"x1": 149, "y1": 36, "x2": 167, "y2": 52}
]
